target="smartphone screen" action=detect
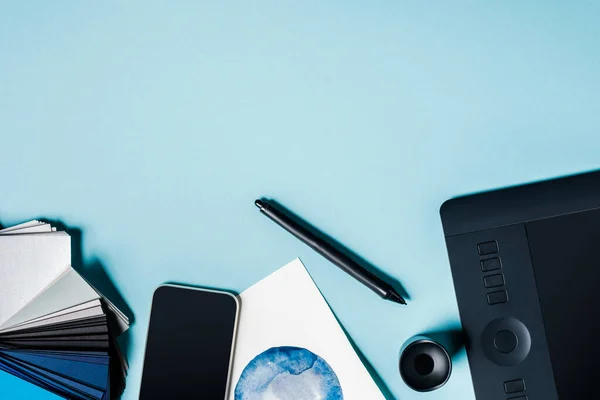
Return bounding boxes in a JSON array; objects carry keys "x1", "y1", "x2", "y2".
[{"x1": 139, "y1": 285, "x2": 239, "y2": 400}]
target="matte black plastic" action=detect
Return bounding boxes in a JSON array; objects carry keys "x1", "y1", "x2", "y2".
[
  {"x1": 440, "y1": 171, "x2": 600, "y2": 400},
  {"x1": 477, "y1": 241, "x2": 498, "y2": 255},
  {"x1": 441, "y1": 170, "x2": 600, "y2": 236},
  {"x1": 399, "y1": 338, "x2": 451, "y2": 392},
  {"x1": 481, "y1": 258, "x2": 501, "y2": 272},
  {"x1": 486, "y1": 290, "x2": 508, "y2": 305},
  {"x1": 525, "y1": 209, "x2": 600, "y2": 399},
  {"x1": 504, "y1": 379, "x2": 526, "y2": 394},
  {"x1": 483, "y1": 274, "x2": 505, "y2": 288},
  {"x1": 256, "y1": 198, "x2": 406, "y2": 304}
]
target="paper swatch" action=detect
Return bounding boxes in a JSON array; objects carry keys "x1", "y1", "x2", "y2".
[{"x1": 0, "y1": 221, "x2": 129, "y2": 400}]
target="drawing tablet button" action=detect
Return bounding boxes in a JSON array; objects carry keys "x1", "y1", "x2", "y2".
[
  {"x1": 482, "y1": 318, "x2": 531, "y2": 366},
  {"x1": 494, "y1": 330, "x2": 518, "y2": 353}
]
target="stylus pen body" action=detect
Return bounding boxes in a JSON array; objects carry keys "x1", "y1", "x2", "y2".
[{"x1": 255, "y1": 199, "x2": 405, "y2": 304}]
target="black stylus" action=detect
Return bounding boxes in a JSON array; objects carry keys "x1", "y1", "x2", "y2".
[{"x1": 255, "y1": 199, "x2": 406, "y2": 305}]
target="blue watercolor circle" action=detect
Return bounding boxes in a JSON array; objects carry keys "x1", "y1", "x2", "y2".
[{"x1": 235, "y1": 346, "x2": 343, "y2": 400}]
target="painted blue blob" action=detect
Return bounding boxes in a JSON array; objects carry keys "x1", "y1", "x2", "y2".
[{"x1": 235, "y1": 346, "x2": 343, "y2": 400}]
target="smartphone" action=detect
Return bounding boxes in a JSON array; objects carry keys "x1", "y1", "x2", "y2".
[{"x1": 139, "y1": 285, "x2": 239, "y2": 400}]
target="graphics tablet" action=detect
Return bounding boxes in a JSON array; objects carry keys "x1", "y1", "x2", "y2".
[{"x1": 441, "y1": 171, "x2": 600, "y2": 400}]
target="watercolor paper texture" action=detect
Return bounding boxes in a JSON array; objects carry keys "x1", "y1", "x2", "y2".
[
  {"x1": 235, "y1": 346, "x2": 343, "y2": 400},
  {"x1": 229, "y1": 258, "x2": 384, "y2": 400}
]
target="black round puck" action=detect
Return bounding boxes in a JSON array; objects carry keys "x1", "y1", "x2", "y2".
[{"x1": 399, "y1": 338, "x2": 452, "y2": 392}]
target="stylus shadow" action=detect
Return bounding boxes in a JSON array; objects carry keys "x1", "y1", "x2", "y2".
[
  {"x1": 43, "y1": 220, "x2": 135, "y2": 361},
  {"x1": 267, "y1": 200, "x2": 411, "y2": 301}
]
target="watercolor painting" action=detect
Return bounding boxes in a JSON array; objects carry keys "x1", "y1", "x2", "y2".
[
  {"x1": 229, "y1": 260, "x2": 385, "y2": 400},
  {"x1": 234, "y1": 346, "x2": 343, "y2": 400}
]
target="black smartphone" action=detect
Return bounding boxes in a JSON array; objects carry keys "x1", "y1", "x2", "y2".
[{"x1": 139, "y1": 285, "x2": 239, "y2": 400}]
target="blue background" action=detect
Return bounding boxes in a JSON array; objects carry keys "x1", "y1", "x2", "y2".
[{"x1": 1, "y1": 2, "x2": 599, "y2": 399}]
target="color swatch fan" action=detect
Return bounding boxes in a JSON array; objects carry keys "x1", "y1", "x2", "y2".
[{"x1": 0, "y1": 221, "x2": 129, "y2": 400}]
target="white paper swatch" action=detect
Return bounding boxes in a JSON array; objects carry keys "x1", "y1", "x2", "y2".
[{"x1": 0, "y1": 232, "x2": 71, "y2": 327}]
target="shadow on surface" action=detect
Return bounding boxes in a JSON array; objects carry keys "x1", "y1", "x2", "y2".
[
  {"x1": 421, "y1": 327, "x2": 466, "y2": 359},
  {"x1": 264, "y1": 199, "x2": 411, "y2": 301},
  {"x1": 44, "y1": 220, "x2": 135, "y2": 361}
]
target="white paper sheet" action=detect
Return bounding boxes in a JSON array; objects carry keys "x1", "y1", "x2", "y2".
[
  {"x1": 0, "y1": 265, "x2": 129, "y2": 334},
  {"x1": 0, "y1": 223, "x2": 129, "y2": 333},
  {"x1": 0, "y1": 232, "x2": 71, "y2": 327},
  {"x1": 0, "y1": 220, "x2": 43, "y2": 232},
  {"x1": 0, "y1": 268, "x2": 100, "y2": 330},
  {"x1": 229, "y1": 258, "x2": 384, "y2": 400},
  {"x1": 0, "y1": 299, "x2": 101, "y2": 332},
  {"x1": 0, "y1": 222, "x2": 53, "y2": 234},
  {"x1": 0, "y1": 305, "x2": 105, "y2": 333},
  {"x1": 80, "y1": 273, "x2": 130, "y2": 327}
]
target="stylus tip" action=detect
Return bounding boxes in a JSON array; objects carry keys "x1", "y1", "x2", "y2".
[
  {"x1": 387, "y1": 290, "x2": 407, "y2": 305},
  {"x1": 255, "y1": 199, "x2": 265, "y2": 210}
]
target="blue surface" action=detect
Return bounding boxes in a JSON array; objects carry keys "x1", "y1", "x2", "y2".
[{"x1": 1, "y1": 2, "x2": 600, "y2": 399}]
